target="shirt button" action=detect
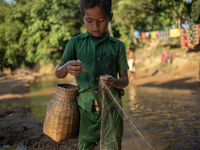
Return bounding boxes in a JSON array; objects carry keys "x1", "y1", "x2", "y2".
[
  {"x1": 95, "y1": 91, "x2": 98, "y2": 93},
  {"x1": 96, "y1": 77, "x2": 99, "y2": 80},
  {"x1": 97, "y1": 58, "x2": 100, "y2": 60}
]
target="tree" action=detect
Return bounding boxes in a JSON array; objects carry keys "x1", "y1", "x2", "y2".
[
  {"x1": 190, "y1": 0, "x2": 200, "y2": 23},
  {"x1": 113, "y1": 0, "x2": 151, "y2": 50},
  {"x1": 0, "y1": 0, "x2": 83, "y2": 71},
  {"x1": 0, "y1": 0, "x2": 35, "y2": 70},
  {"x1": 0, "y1": 0, "x2": 9, "y2": 71},
  {"x1": 26, "y1": 0, "x2": 82, "y2": 64}
]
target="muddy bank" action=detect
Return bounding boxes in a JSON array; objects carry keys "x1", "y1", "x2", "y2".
[
  {"x1": 0, "y1": 71, "x2": 79, "y2": 150},
  {"x1": 0, "y1": 105, "x2": 78, "y2": 150}
]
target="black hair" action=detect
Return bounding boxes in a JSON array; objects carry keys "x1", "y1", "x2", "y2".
[{"x1": 80, "y1": 0, "x2": 112, "y2": 16}]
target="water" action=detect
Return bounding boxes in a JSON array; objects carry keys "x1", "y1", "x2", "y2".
[
  {"x1": 0, "y1": 144, "x2": 26, "y2": 150},
  {"x1": 123, "y1": 86, "x2": 200, "y2": 150},
  {"x1": 0, "y1": 74, "x2": 200, "y2": 149},
  {"x1": 0, "y1": 74, "x2": 73, "y2": 122}
]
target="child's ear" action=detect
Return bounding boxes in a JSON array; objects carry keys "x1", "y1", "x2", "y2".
[{"x1": 109, "y1": 13, "x2": 113, "y2": 22}]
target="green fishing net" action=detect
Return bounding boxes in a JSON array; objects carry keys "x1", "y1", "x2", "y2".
[{"x1": 97, "y1": 81, "x2": 155, "y2": 150}]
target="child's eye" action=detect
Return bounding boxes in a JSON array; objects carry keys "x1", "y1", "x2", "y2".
[
  {"x1": 99, "y1": 20, "x2": 105, "y2": 22},
  {"x1": 86, "y1": 20, "x2": 92, "y2": 23}
]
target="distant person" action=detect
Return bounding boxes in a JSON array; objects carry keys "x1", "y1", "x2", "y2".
[
  {"x1": 127, "y1": 48, "x2": 136, "y2": 79},
  {"x1": 55, "y1": 0, "x2": 129, "y2": 149},
  {"x1": 161, "y1": 51, "x2": 173, "y2": 64},
  {"x1": 160, "y1": 51, "x2": 174, "y2": 72}
]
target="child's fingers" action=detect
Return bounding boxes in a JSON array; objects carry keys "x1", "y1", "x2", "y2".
[
  {"x1": 67, "y1": 60, "x2": 82, "y2": 66},
  {"x1": 68, "y1": 65, "x2": 83, "y2": 71},
  {"x1": 66, "y1": 60, "x2": 84, "y2": 72},
  {"x1": 100, "y1": 74, "x2": 115, "y2": 88},
  {"x1": 68, "y1": 66, "x2": 83, "y2": 76},
  {"x1": 68, "y1": 69, "x2": 82, "y2": 76}
]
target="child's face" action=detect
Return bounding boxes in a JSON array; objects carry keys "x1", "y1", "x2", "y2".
[{"x1": 82, "y1": 6, "x2": 113, "y2": 41}]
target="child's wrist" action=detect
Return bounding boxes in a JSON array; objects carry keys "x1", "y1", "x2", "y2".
[
  {"x1": 111, "y1": 78, "x2": 116, "y2": 87},
  {"x1": 64, "y1": 63, "x2": 68, "y2": 72}
]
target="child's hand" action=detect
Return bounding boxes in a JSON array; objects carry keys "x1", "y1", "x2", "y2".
[
  {"x1": 100, "y1": 74, "x2": 116, "y2": 89},
  {"x1": 65, "y1": 60, "x2": 84, "y2": 76}
]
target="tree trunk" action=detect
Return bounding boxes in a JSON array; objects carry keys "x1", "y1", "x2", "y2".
[
  {"x1": 179, "y1": 1, "x2": 183, "y2": 28},
  {"x1": 150, "y1": 0, "x2": 159, "y2": 31},
  {"x1": 130, "y1": 24, "x2": 137, "y2": 46}
]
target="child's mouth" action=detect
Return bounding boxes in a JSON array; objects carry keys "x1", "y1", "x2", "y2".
[{"x1": 93, "y1": 31, "x2": 100, "y2": 34}]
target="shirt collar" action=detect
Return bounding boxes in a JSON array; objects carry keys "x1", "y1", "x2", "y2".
[{"x1": 80, "y1": 31, "x2": 116, "y2": 42}]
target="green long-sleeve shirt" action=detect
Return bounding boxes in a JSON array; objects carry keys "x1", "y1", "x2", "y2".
[{"x1": 61, "y1": 31, "x2": 129, "y2": 111}]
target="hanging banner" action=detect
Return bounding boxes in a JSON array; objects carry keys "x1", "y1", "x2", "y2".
[
  {"x1": 145, "y1": 32, "x2": 150, "y2": 38},
  {"x1": 170, "y1": 28, "x2": 180, "y2": 38},
  {"x1": 185, "y1": 26, "x2": 195, "y2": 49},
  {"x1": 155, "y1": 31, "x2": 159, "y2": 37},
  {"x1": 159, "y1": 30, "x2": 170, "y2": 41},
  {"x1": 193, "y1": 24, "x2": 199, "y2": 45},
  {"x1": 150, "y1": 31, "x2": 157, "y2": 39},
  {"x1": 141, "y1": 32, "x2": 146, "y2": 39},
  {"x1": 180, "y1": 28, "x2": 188, "y2": 49}
]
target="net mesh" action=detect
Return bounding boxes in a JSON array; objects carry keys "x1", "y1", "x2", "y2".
[{"x1": 98, "y1": 81, "x2": 155, "y2": 150}]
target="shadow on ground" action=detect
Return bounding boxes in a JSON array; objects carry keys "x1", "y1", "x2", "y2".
[{"x1": 138, "y1": 77, "x2": 200, "y2": 91}]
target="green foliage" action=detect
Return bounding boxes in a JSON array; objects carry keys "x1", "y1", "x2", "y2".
[
  {"x1": 0, "y1": 0, "x2": 35, "y2": 69},
  {"x1": 26, "y1": 0, "x2": 82, "y2": 64},
  {"x1": 113, "y1": 0, "x2": 151, "y2": 49},
  {"x1": 0, "y1": 0, "x2": 198, "y2": 71},
  {"x1": 190, "y1": 0, "x2": 200, "y2": 23},
  {"x1": 0, "y1": 0, "x2": 82, "y2": 71}
]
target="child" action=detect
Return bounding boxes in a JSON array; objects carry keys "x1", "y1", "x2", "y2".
[{"x1": 55, "y1": 0, "x2": 129, "y2": 149}]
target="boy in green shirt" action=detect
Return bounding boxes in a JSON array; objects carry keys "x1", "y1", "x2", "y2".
[{"x1": 55, "y1": 0, "x2": 129, "y2": 149}]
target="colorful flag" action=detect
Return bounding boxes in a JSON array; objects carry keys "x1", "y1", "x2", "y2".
[
  {"x1": 193, "y1": 24, "x2": 199, "y2": 45},
  {"x1": 155, "y1": 31, "x2": 159, "y2": 37},
  {"x1": 150, "y1": 31, "x2": 157, "y2": 39},
  {"x1": 145, "y1": 32, "x2": 150, "y2": 38},
  {"x1": 170, "y1": 28, "x2": 180, "y2": 38},
  {"x1": 199, "y1": 24, "x2": 200, "y2": 40},
  {"x1": 180, "y1": 28, "x2": 188, "y2": 49},
  {"x1": 159, "y1": 30, "x2": 170, "y2": 40},
  {"x1": 141, "y1": 32, "x2": 146, "y2": 39},
  {"x1": 185, "y1": 26, "x2": 195, "y2": 49}
]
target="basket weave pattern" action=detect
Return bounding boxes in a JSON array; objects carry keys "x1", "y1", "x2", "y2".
[{"x1": 43, "y1": 83, "x2": 79, "y2": 142}]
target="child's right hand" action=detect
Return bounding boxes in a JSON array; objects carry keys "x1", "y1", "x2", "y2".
[{"x1": 65, "y1": 60, "x2": 84, "y2": 76}]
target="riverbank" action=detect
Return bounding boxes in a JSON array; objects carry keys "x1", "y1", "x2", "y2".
[
  {"x1": 0, "y1": 43, "x2": 200, "y2": 149},
  {"x1": 0, "y1": 70, "x2": 79, "y2": 150},
  {"x1": 0, "y1": 68, "x2": 199, "y2": 149}
]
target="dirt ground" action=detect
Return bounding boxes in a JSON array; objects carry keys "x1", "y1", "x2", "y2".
[
  {"x1": 0, "y1": 71, "x2": 79, "y2": 150},
  {"x1": 0, "y1": 44, "x2": 200, "y2": 150}
]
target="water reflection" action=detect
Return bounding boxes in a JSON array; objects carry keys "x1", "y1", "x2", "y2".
[
  {"x1": 127, "y1": 86, "x2": 137, "y2": 111},
  {"x1": 0, "y1": 74, "x2": 74, "y2": 122},
  {"x1": 123, "y1": 86, "x2": 200, "y2": 149}
]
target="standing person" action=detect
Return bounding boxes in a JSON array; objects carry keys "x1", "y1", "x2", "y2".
[
  {"x1": 127, "y1": 48, "x2": 136, "y2": 79},
  {"x1": 55, "y1": 0, "x2": 129, "y2": 149}
]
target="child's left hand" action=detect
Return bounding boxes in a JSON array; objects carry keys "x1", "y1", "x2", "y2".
[{"x1": 100, "y1": 74, "x2": 116, "y2": 89}]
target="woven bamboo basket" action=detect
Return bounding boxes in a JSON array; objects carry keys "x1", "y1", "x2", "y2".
[{"x1": 43, "y1": 83, "x2": 79, "y2": 142}]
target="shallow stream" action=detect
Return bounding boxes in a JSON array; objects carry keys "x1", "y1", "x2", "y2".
[{"x1": 0, "y1": 74, "x2": 199, "y2": 150}]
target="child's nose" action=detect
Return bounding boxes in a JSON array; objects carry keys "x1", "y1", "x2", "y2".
[{"x1": 93, "y1": 21, "x2": 99, "y2": 28}]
